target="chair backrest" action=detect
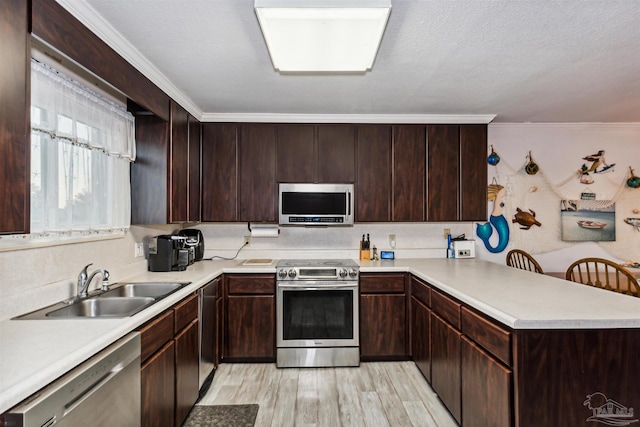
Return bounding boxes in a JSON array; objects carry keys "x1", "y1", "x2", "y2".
[
  {"x1": 565, "y1": 257, "x2": 640, "y2": 297},
  {"x1": 506, "y1": 249, "x2": 544, "y2": 274}
]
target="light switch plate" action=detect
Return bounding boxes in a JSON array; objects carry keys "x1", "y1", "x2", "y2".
[{"x1": 134, "y1": 242, "x2": 144, "y2": 258}]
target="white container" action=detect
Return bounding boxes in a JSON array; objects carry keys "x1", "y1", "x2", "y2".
[{"x1": 452, "y1": 240, "x2": 475, "y2": 258}]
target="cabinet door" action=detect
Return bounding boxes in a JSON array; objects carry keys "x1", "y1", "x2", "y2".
[
  {"x1": 276, "y1": 124, "x2": 315, "y2": 183},
  {"x1": 188, "y1": 115, "x2": 201, "y2": 222},
  {"x1": 411, "y1": 297, "x2": 431, "y2": 381},
  {"x1": 141, "y1": 340, "x2": 175, "y2": 427},
  {"x1": 356, "y1": 125, "x2": 392, "y2": 222},
  {"x1": 170, "y1": 101, "x2": 189, "y2": 222},
  {"x1": 427, "y1": 125, "x2": 459, "y2": 221},
  {"x1": 175, "y1": 319, "x2": 200, "y2": 427},
  {"x1": 226, "y1": 295, "x2": 275, "y2": 360},
  {"x1": 239, "y1": 124, "x2": 277, "y2": 222},
  {"x1": 318, "y1": 124, "x2": 356, "y2": 183},
  {"x1": 461, "y1": 336, "x2": 513, "y2": 427},
  {"x1": 360, "y1": 294, "x2": 406, "y2": 358},
  {"x1": 459, "y1": 125, "x2": 488, "y2": 221},
  {"x1": 201, "y1": 123, "x2": 238, "y2": 222},
  {"x1": 131, "y1": 116, "x2": 169, "y2": 224},
  {"x1": 431, "y1": 312, "x2": 462, "y2": 424},
  {"x1": 393, "y1": 125, "x2": 426, "y2": 222},
  {"x1": 0, "y1": 0, "x2": 29, "y2": 234}
]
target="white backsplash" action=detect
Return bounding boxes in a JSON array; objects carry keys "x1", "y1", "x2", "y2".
[{"x1": 198, "y1": 222, "x2": 473, "y2": 260}]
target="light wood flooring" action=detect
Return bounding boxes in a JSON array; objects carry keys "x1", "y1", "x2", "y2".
[{"x1": 198, "y1": 362, "x2": 458, "y2": 427}]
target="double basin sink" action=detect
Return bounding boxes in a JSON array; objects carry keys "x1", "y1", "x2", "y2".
[{"x1": 16, "y1": 282, "x2": 190, "y2": 320}]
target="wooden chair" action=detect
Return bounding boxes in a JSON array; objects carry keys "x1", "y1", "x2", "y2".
[
  {"x1": 506, "y1": 249, "x2": 544, "y2": 274},
  {"x1": 565, "y1": 257, "x2": 640, "y2": 297}
]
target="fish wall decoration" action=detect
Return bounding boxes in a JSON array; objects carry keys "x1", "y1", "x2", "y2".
[{"x1": 624, "y1": 218, "x2": 640, "y2": 232}]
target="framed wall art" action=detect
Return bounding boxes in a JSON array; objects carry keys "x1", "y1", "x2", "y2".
[{"x1": 560, "y1": 200, "x2": 615, "y2": 242}]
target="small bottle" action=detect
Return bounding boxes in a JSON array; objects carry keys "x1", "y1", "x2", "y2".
[{"x1": 447, "y1": 234, "x2": 454, "y2": 258}]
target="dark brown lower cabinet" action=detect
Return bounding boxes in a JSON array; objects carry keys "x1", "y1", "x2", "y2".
[
  {"x1": 461, "y1": 336, "x2": 512, "y2": 427},
  {"x1": 359, "y1": 273, "x2": 408, "y2": 360},
  {"x1": 431, "y1": 312, "x2": 462, "y2": 424},
  {"x1": 141, "y1": 340, "x2": 175, "y2": 427},
  {"x1": 174, "y1": 319, "x2": 199, "y2": 426},
  {"x1": 411, "y1": 297, "x2": 431, "y2": 381},
  {"x1": 138, "y1": 293, "x2": 199, "y2": 427},
  {"x1": 224, "y1": 274, "x2": 275, "y2": 361}
]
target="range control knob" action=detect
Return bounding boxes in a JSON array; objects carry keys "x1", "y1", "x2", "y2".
[
  {"x1": 349, "y1": 268, "x2": 358, "y2": 278},
  {"x1": 288, "y1": 269, "x2": 297, "y2": 278},
  {"x1": 339, "y1": 268, "x2": 348, "y2": 278},
  {"x1": 278, "y1": 269, "x2": 288, "y2": 279}
]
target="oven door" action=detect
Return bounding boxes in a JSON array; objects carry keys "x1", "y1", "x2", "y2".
[{"x1": 277, "y1": 282, "x2": 359, "y2": 348}]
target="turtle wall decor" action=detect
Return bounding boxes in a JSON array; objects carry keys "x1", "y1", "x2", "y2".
[{"x1": 512, "y1": 208, "x2": 542, "y2": 230}]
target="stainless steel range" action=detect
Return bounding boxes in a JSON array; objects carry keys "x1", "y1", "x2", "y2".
[{"x1": 276, "y1": 259, "x2": 360, "y2": 368}]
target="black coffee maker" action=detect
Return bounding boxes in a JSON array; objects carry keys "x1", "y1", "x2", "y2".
[
  {"x1": 178, "y1": 229, "x2": 205, "y2": 261},
  {"x1": 148, "y1": 235, "x2": 190, "y2": 272}
]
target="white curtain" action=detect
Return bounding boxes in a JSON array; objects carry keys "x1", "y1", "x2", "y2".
[{"x1": 30, "y1": 59, "x2": 135, "y2": 234}]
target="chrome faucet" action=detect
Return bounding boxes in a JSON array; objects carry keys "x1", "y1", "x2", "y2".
[{"x1": 77, "y1": 263, "x2": 110, "y2": 298}]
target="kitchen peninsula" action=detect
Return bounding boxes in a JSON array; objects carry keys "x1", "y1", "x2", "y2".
[{"x1": 2, "y1": 258, "x2": 640, "y2": 427}]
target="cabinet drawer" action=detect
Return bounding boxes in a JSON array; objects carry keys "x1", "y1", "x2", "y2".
[
  {"x1": 360, "y1": 273, "x2": 406, "y2": 294},
  {"x1": 227, "y1": 275, "x2": 275, "y2": 295},
  {"x1": 138, "y1": 310, "x2": 175, "y2": 362},
  {"x1": 461, "y1": 307, "x2": 512, "y2": 367},
  {"x1": 411, "y1": 276, "x2": 431, "y2": 307},
  {"x1": 174, "y1": 293, "x2": 198, "y2": 333},
  {"x1": 431, "y1": 289, "x2": 461, "y2": 329}
]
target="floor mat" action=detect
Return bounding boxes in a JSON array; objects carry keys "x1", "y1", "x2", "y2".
[{"x1": 183, "y1": 404, "x2": 259, "y2": 427}]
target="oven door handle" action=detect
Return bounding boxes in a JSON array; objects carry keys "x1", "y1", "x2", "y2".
[{"x1": 277, "y1": 283, "x2": 357, "y2": 290}]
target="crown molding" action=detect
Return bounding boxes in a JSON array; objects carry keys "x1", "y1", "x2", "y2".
[
  {"x1": 489, "y1": 122, "x2": 640, "y2": 129},
  {"x1": 200, "y1": 113, "x2": 497, "y2": 124},
  {"x1": 53, "y1": 0, "x2": 203, "y2": 119}
]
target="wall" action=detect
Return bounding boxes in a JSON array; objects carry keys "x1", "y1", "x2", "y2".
[
  {"x1": 197, "y1": 222, "x2": 473, "y2": 261},
  {"x1": 0, "y1": 224, "x2": 176, "y2": 320},
  {"x1": 479, "y1": 123, "x2": 640, "y2": 273}
]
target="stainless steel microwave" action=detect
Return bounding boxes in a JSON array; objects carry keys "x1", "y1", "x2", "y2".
[{"x1": 279, "y1": 183, "x2": 354, "y2": 226}]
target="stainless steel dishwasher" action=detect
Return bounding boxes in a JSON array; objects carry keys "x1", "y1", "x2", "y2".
[{"x1": 3, "y1": 332, "x2": 141, "y2": 427}]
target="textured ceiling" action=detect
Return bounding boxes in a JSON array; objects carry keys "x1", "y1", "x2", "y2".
[{"x1": 59, "y1": 0, "x2": 639, "y2": 123}]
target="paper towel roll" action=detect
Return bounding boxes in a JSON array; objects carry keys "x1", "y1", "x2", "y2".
[{"x1": 250, "y1": 224, "x2": 280, "y2": 238}]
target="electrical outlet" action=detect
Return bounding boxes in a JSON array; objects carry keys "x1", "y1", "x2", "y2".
[
  {"x1": 244, "y1": 236, "x2": 251, "y2": 245},
  {"x1": 444, "y1": 228, "x2": 451, "y2": 239},
  {"x1": 389, "y1": 234, "x2": 396, "y2": 248},
  {"x1": 134, "y1": 242, "x2": 144, "y2": 258}
]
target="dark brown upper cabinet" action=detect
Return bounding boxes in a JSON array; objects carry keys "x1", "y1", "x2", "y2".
[
  {"x1": 131, "y1": 101, "x2": 198, "y2": 224},
  {"x1": 459, "y1": 125, "x2": 488, "y2": 221},
  {"x1": 356, "y1": 125, "x2": 392, "y2": 222},
  {"x1": 239, "y1": 124, "x2": 277, "y2": 222},
  {"x1": 427, "y1": 125, "x2": 460, "y2": 221},
  {"x1": 276, "y1": 124, "x2": 315, "y2": 183},
  {"x1": 317, "y1": 124, "x2": 356, "y2": 183},
  {"x1": 170, "y1": 102, "x2": 189, "y2": 223},
  {"x1": 0, "y1": 0, "x2": 29, "y2": 234},
  {"x1": 188, "y1": 116, "x2": 201, "y2": 223},
  {"x1": 201, "y1": 123, "x2": 239, "y2": 222},
  {"x1": 393, "y1": 125, "x2": 426, "y2": 222},
  {"x1": 276, "y1": 124, "x2": 356, "y2": 183},
  {"x1": 426, "y1": 125, "x2": 487, "y2": 222}
]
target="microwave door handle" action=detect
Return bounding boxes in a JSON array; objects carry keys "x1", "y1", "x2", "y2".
[{"x1": 348, "y1": 190, "x2": 351, "y2": 216}]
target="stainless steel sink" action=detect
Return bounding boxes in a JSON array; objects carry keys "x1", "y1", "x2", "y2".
[
  {"x1": 100, "y1": 282, "x2": 186, "y2": 299},
  {"x1": 13, "y1": 281, "x2": 190, "y2": 320},
  {"x1": 46, "y1": 297, "x2": 155, "y2": 318}
]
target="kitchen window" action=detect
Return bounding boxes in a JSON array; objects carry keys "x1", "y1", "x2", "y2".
[{"x1": 29, "y1": 59, "x2": 135, "y2": 236}]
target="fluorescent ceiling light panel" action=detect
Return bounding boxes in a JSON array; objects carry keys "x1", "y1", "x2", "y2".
[{"x1": 255, "y1": 0, "x2": 391, "y2": 73}]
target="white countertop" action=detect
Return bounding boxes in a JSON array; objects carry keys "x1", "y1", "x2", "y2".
[{"x1": 2, "y1": 257, "x2": 640, "y2": 413}]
